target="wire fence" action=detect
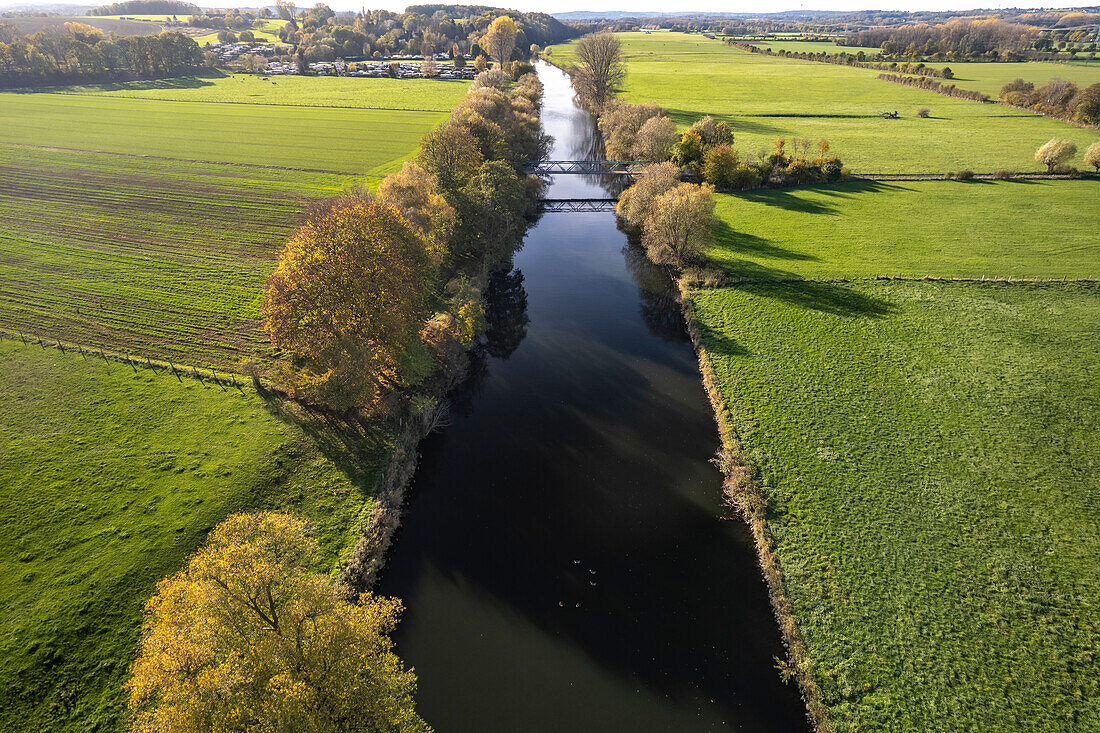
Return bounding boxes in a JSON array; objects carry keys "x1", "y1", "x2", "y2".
[{"x1": 0, "y1": 328, "x2": 255, "y2": 392}]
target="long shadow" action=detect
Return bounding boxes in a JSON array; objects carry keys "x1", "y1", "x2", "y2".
[
  {"x1": 664, "y1": 108, "x2": 788, "y2": 137},
  {"x1": 744, "y1": 279, "x2": 895, "y2": 318},
  {"x1": 712, "y1": 220, "x2": 820, "y2": 261},
  {"x1": 259, "y1": 394, "x2": 386, "y2": 490},
  {"x1": 14, "y1": 71, "x2": 224, "y2": 95}
]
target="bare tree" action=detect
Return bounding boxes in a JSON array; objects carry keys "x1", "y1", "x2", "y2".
[{"x1": 573, "y1": 32, "x2": 625, "y2": 112}]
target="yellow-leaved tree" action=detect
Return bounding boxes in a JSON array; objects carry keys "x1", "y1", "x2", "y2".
[
  {"x1": 263, "y1": 197, "x2": 436, "y2": 409},
  {"x1": 126, "y1": 512, "x2": 429, "y2": 733},
  {"x1": 479, "y1": 15, "x2": 518, "y2": 68}
]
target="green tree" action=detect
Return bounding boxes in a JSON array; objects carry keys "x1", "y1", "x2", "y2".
[{"x1": 702, "y1": 144, "x2": 740, "y2": 189}]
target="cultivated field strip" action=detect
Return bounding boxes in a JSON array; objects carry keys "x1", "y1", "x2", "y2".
[
  {"x1": 0, "y1": 146, "x2": 361, "y2": 369},
  {"x1": 0, "y1": 93, "x2": 450, "y2": 173}
]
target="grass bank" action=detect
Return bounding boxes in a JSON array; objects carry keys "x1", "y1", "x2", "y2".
[
  {"x1": 687, "y1": 280, "x2": 1100, "y2": 731},
  {"x1": 548, "y1": 32, "x2": 1100, "y2": 173},
  {"x1": 0, "y1": 339, "x2": 388, "y2": 730}
]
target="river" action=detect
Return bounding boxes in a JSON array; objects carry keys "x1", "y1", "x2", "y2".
[{"x1": 376, "y1": 61, "x2": 809, "y2": 732}]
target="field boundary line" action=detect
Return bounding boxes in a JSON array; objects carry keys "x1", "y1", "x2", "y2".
[
  {"x1": 0, "y1": 327, "x2": 259, "y2": 392},
  {"x1": 37, "y1": 92, "x2": 460, "y2": 114},
  {"x1": 688, "y1": 275, "x2": 1100, "y2": 289},
  {"x1": 0, "y1": 142, "x2": 364, "y2": 176}
]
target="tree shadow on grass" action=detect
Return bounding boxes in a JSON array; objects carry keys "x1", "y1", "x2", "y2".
[
  {"x1": 260, "y1": 393, "x2": 386, "y2": 491},
  {"x1": 663, "y1": 108, "x2": 789, "y2": 137},
  {"x1": 712, "y1": 220, "x2": 820, "y2": 261},
  {"x1": 746, "y1": 279, "x2": 894, "y2": 318},
  {"x1": 15, "y1": 71, "x2": 225, "y2": 94}
]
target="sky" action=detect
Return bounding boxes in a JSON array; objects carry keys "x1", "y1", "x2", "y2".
[{"x1": 0, "y1": 1, "x2": 1089, "y2": 13}]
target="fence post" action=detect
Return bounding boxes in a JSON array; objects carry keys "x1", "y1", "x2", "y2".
[{"x1": 169, "y1": 362, "x2": 182, "y2": 383}]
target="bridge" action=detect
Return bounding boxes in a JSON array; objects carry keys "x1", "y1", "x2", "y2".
[
  {"x1": 536, "y1": 198, "x2": 618, "y2": 213},
  {"x1": 524, "y1": 160, "x2": 651, "y2": 176}
]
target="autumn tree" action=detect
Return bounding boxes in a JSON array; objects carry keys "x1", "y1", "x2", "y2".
[
  {"x1": 377, "y1": 161, "x2": 455, "y2": 260},
  {"x1": 572, "y1": 31, "x2": 625, "y2": 111},
  {"x1": 457, "y1": 160, "x2": 527, "y2": 262},
  {"x1": 632, "y1": 115, "x2": 678, "y2": 163},
  {"x1": 1035, "y1": 138, "x2": 1077, "y2": 172},
  {"x1": 127, "y1": 512, "x2": 429, "y2": 733},
  {"x1": 615, "y1": 162, "x2": 681, "y2": 228},
  {"x1": 420, "y1": 56, "x2": 437, "y2": 77},
  {"x1": 598, "y1": 101, "x2": 665, "y2": 160},
  {"x1": 418, "y1": 121, "x2": 484, "y2": 192},
  {"x1": 702, "y1": 144, "x2": 740, "y2": 189},
  {"x1": 263, "y1": 197, "x2": 436, "y2": 409},
  {"x1": 480, "y1": 15, "x2": 518, "y2": 67},
  {"x1": 1085, "y1": 140, "x2": 1100, "y2": 172},
  {"x1": 641, "y1": 183, "x2": 717, "y2": 268},
  {"x1": 670, "y1": 128, "x2": 707, "y2": 169}
]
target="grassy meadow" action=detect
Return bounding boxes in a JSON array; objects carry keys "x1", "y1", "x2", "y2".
[
  {"x1": 0, "y1": 91, "x2": 453, "y2": 173},
  {"x1": 705, "y1": 179, "x2": 1100, "y2": 280},
  {"x1": 48, "y1": 73, "x2": 471, "y2": 111},
  {"x1": 692, "y1": 280, "x2": 1100, "y2": 731},
  {"x1": 0, "y1": 339, "x2": 387, "y2": 730},
  {"x1": 549, "y1": 32, "x2": 1100, "y2": 173},
  {"x1": 932, "y1": 59, "x2": 1100, "y2": 97}
]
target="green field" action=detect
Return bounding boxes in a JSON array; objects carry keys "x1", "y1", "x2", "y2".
[
  {"x1": 48, "y1": 73, "x2": 471, "y2": 111},
  {"x1": 933, "y1": 60, "x2": 1100, "y2": 97},
  {"x1": 0, "y1": 339, "x2": 387, "y2": 731},
  {"x1": 549, "y1": 32, "x2": 1100, "y2": 173},
  {"x1": 0, "y1": 145, "x2": 355, "y2": 370},
  {"x1": 692, "y1": 281, "x2": 1100, "y2": 731},
  {"x1": 0, "y1": 78, "x2": 463, "y2": 367},
  {"x1": 753, "y1": 41, "x2": 880, "y2": 56},
  {"x1": 0, "y1": 91, "x2": 454, "y2": 173},
  {"x1": 706, "y1": 179, "x2": 1100, "y2": 280}
]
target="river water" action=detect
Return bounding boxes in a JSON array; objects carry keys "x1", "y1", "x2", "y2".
[{"x1": 376, "y1": 62, "x2": 809, "y2": 731}]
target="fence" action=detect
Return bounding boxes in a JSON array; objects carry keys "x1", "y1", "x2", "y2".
[{"x1": 0, "y1": 328, "x2": 254, "y2": 392}]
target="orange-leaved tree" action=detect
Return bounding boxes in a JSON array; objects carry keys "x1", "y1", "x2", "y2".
[
  {"x1": 263, "y1": 197, "x2": 436, "y2": 410},
  {"x1": 126, "y1": 512, "x2": 429, "y2": 732}
]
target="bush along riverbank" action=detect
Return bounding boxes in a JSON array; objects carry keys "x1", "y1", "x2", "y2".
[{"x1": 260, "y1": 65, "x2": 550, "y2": 594}]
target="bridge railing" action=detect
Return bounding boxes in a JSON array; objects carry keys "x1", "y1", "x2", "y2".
[
  {"x1": 523, "y1": 160, "x2": 652, "y2": 175},
  {"x1": 536, "y1": 198, "x2": 618, "y2": 213}
]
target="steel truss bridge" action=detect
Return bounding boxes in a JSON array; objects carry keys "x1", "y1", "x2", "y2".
[
  {"x1": 524, "y1": 160, "x2": 651, "y2": 176},
  {"x1": 536, "y1": 198, "x2": 618, "y2": 213}
]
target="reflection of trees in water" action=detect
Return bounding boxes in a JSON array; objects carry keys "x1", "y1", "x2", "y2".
[
  {"x1": 621, "y1": 237, "x2": 690, "y2": 343},
  {"x1": 483, "y1": 267, "x2": 530, "y2": 359},
  {"x1": 448, "y1": 264, "x2": 531, "y2": 417}
]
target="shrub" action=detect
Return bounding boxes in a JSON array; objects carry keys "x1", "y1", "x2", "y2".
[
  {"x1": 917, "y1": 107, "x2": 930, "y2": 118},
  {"x1": 954, "y1": 169, "x2": 975, "y2": 180},
  {"x1": 993, "y1": 169, "x2": 1017, "y2": 180}
]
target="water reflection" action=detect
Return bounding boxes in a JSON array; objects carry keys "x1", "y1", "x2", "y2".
[{"x1": 621, "y1": 240, "x2": 691, "y2": 344}]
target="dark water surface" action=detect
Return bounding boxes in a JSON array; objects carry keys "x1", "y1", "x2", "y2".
[{"x1": 376, "y1": 63, "x2": 809, "y2": 732}]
